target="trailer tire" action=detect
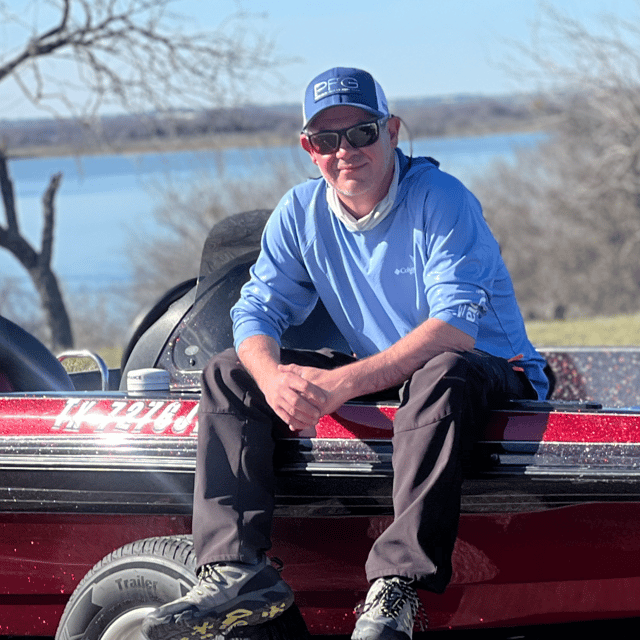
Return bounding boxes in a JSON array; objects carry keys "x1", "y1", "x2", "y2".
[{"x1": 55, "y1": 535, "x2": 309, "y2": 640}]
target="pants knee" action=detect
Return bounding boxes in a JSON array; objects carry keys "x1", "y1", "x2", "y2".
[{"x1": 200, "y1": 348, "x2": 262, "y2": 416}]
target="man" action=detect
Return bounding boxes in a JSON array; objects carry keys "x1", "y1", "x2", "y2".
[{"x1": 143, "y1": 67, "x2": 549, "y2": 640}]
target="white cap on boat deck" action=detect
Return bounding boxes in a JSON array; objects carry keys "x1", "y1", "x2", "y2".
[{"x1": 127, "y1": 368, "x2": 170, "y2": 393}]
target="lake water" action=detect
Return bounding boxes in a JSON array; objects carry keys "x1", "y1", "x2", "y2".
[{"x1": 1, "y1": 130, "x2": 546, "y2": 293}]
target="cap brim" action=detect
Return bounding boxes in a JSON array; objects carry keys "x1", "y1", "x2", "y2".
[{"x1": 303, "y1": 104, "x2": 385, "y2": 131}]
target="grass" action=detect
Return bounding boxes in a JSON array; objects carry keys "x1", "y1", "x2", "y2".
[
  {"x1": 60, "y1": 347, "x2": 123, "y2": 372},
  {"x1": 94, "y1": 347, "x2": 123, "y2": 369},
  {"x1": 525, "y1": 313, "x2": 640, "y2": 347},
  {"x1": 60, "y1": 314, "x2": 640, "y2": 376}
]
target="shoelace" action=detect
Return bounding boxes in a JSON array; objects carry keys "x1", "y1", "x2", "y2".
[
  {"x1": 193, "y1": 564, "x2": 234, "y2": 595},
  {"x1": 355, "y1": 579, "x2": 428, "y2": 632},
  {"x1": 195, "y1": 556, "x2": 284, "y2": 594}
]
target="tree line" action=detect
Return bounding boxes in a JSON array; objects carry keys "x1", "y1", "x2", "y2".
[
  {"x1": 476, "y1": 6, "x2": 640, "y2": 322},
  {"x1": 2, "y1": 93, "x2": 560, "y2": 158}
]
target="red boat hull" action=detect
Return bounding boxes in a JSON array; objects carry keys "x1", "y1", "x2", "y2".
[
  {"x1": 0, "y1": 502, "x2": 639, "y2": 636},
  {"x1": 0, "y1": 391, "x2": 639, "y2": 636}
]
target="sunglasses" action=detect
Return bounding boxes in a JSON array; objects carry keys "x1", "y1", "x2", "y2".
[{"x1": 305, "y1": 117, "x2": 388, "y2": 154}]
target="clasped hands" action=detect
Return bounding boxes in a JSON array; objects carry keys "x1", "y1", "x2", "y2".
[{"x1": 262, "y1": 363, "x2": 352, "y2": 432}]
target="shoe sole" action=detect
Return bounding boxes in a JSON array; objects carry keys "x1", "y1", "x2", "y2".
[
  {"x1": 352, "y1": 622, "x2": 412, "y2": 640},
  {"x1": 142, "y1": 583, "x2": 295, "y2": 639}
]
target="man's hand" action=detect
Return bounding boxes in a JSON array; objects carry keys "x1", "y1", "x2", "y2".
[
  {"x1": 261, "y1": 367, "x2": 328, "y2": 432},
  {"x1": 237, "y1": 318, "x2": 475, "y2": 432},
  {"x1": 236, "y1": 334, "x2": 338, "y2": 432},
  {"x1": 278, "y1": 364, "x2": 353, "y2": 419}
]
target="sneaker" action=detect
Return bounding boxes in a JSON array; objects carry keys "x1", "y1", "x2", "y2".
[
  {"x1": 351, "y1": 577, "x2": 425, "y2": 640},
  {"x1": 142, "y1": 556, "x2": 294, "y2": 640}
]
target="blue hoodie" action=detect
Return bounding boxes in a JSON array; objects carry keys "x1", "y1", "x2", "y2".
[{"x1": 231, "y1": 149, "x2": 549, "y2": 399}]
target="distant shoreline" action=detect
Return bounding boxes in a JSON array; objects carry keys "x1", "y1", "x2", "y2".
[
  {"x1": 7, "y1": 119, "x2": 556, "y2": 161},
  {"x1": 2, "y1": 93, "x2": 562, "y2": 160},
  {"x1": 7, "y1": 130, "x2": 295, "y2": 160}
]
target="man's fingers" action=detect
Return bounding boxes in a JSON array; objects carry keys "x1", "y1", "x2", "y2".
[
  {"x1": 282, "y1": 390, "x2": 320, "y2": 423},
  {"x1": 274, "y1": 404, "x2": 316, "y2": 432},
  {"x1": 277, "y1": 364, "x2": 327, "y2": 405},
  {"x1": 265, "y1": 366, "x2": 332, "y2": 431}
]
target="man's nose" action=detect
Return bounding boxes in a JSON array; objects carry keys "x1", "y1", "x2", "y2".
[{"x1": 336, "y1": 136, "x2": 356, "y2": 156}]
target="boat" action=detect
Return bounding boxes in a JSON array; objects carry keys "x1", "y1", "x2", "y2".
[{"x1": 1, "y1": 216, "x2": 639, "y2": 638}]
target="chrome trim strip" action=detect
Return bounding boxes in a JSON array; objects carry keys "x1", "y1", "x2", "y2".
[
  {"x1": 0, "y1": 436, "x2": 638, "y2": 515},
  {"x1": 531, "y1": 442, "x2": 640, "y2": 473},
  {"x1": 0, "y1": 436, "x2": 639, "y2": 477},
  {"x1": 0, "y1": 435, "x2": 197, "y2": 472}
]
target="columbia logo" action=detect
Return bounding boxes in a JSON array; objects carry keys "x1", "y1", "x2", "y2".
[{"x1": 394, "y1": 266, "x2": 416, "y2": 275}]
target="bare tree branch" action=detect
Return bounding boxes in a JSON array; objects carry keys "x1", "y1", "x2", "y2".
[
  {"x1": 0, "y1": 150, "x2": 72, "y2": 349},
  {"x1": 41, "y1": 171, "x2": 63, "y2": 266},
  {"x1": 0, "y1": 0, "x2": 283, "y2": 349},
  {"x1": 0, "y1": 0, "x2": 280, "y2": 118},
  {"x1": 478, "y1": 3, "x2": 640, "y2": 320},
  {"x1": 0, "y1": 151, "x2": 19, "y2": 231}
]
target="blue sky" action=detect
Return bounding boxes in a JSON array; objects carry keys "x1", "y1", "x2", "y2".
[
  {"x1": 181, "y1": 0, "x2": 640, "y2": 103},
  {"x1": 2, "y1": 0, "x2": 640, "y2": 118}
]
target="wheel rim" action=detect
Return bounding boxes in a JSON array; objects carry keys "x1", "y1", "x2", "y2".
[{"x1": 99, "y1": 606, "x2": 156, "y2": 640}]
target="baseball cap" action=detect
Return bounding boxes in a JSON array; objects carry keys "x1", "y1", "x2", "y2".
[{"x1": 302, "y1": 67, "x2": 389, "y2": 130}]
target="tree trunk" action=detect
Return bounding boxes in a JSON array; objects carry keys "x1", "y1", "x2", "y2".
[
  {"x1": 0, "y1": 151, "x2": 73, "y2": 351},
  {"x1": 28, "y1": 264, "x2": 73, "y2": 351}
]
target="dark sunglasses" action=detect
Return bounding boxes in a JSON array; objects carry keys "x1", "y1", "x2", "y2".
[{"x1": 305, "y1": 117, "x2": 388, "y2": 154}]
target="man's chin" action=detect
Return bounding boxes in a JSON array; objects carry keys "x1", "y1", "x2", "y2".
[{"x1": 333, "y1": 181, "x2": 372, "y2": 198}]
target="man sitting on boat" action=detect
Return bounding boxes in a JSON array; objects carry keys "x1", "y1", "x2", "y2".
[{"x1": 143, "y1": 66, "x2": 548, "y2": 640}]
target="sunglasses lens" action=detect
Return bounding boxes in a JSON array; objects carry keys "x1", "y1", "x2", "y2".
[
  {"x1": 310, "y1": 133, "x2": 340, "y2": 154},
  {"x1": 307, "y1": 119, "x2": 384, "y2": 154},
  {"x1": 346, "y1": 122, "x2": 379, "y2": 148}
]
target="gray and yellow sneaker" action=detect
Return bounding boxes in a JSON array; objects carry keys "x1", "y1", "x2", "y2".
[
  {"x1": 351, "y1": 577, "x2": 426, "y2": 640},
  {"x1": 142, "y1": 556, "x2": 294, "y2": 640}
]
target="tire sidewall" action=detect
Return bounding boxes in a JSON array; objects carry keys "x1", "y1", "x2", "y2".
[{"x1": 56, "y1": 538, "x2": 197, "y2": 640}]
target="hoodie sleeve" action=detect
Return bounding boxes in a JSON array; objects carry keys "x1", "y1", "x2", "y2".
[
  {"x1": 231, "y1": 189, "x2": 318, "y2": 350},
  {"x1": 421, "y1": 172, "x2": 499, "y2": 339}
]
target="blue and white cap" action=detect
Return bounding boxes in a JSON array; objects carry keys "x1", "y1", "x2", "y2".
[{"x1": 302, "y1": 67, "x2": 389, "y2": 130}]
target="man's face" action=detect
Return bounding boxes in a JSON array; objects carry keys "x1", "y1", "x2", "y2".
[{"x1": 301, "y1": 106, "x2": 400, "y2": 203}]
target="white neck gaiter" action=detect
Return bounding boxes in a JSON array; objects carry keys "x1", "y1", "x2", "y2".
[{"x1": 326, "y1": 153, "x2": 399, "y2": 232}]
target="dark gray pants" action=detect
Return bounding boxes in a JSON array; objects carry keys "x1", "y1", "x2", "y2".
[{"x1": 192, "y1": 348, "x2": 535, "y2": 593}]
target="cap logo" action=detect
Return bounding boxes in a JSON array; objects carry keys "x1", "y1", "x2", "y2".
[{"x1": 314, "y1": 77, "x2": 359, "y2": 102}]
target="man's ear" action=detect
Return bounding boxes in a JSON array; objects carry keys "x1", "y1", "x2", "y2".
[
  {"x1": 387, "y1": 116, "x2": 401, "y2": 148},
  {"x1": 300, "y1": 134, "x2": 318, "y2": 165}
]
